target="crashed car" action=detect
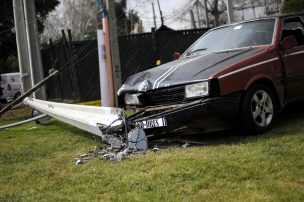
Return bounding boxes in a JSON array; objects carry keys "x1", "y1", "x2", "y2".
[{"x1": 119, "y1": 13, "x2": 304, "y2": 135}]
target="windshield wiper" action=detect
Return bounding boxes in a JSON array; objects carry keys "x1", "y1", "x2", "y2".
[{"x1": 187, "y1": 48, "x2": 207, "y2": 56}]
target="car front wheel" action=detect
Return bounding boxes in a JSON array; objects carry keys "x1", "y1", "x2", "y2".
[{"x1": 241, "y1": 83, "x2": 278, "y2": 133}]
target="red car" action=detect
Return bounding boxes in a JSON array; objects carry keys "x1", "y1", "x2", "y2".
[{"x1": 119, "y1": 13, "x2": 304, "y2": 135}]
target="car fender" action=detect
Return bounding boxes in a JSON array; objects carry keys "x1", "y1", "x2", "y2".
[
  {"x1": 217, "y1": 71, "x2": 284, "y2": 108},
  {"x1": 244, "y1": 73, "x2": 274, "y2": 90},
  {"x1": 244, "y1": 74, "x2": 284, "y2": 108}
]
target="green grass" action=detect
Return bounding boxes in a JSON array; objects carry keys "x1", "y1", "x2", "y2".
[{"x1": 0, "y1": 105, "x2": 304, "y2": 201}]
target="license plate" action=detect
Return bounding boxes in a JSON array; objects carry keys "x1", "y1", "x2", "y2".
[{"x1": 135, "y1": 118, "x2": 167, "y2": 129}]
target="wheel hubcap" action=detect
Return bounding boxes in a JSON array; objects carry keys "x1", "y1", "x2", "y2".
[{"x1": 251, "y1": 90, "x2": 273, "y2": 127}]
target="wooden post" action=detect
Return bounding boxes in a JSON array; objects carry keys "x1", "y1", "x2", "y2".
[
  {"x1": 12, "y1": 0, "x2": 32, "y2": 93},
  {"x1": 103, "y1": 17, "x2": 115, "y2": 107},
  {"x1": 23, "y1": 0, "x2": 47, "y2": 99},
  {"x1": 107, "y1": 0, "x2": 122, "y2": 106}
]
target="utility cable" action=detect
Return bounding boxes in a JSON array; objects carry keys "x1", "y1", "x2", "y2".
[{"x1": 0, "y1": 114, "x2": 47, "y2": 130}]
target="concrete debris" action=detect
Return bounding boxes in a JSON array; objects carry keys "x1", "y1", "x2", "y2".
[
  {"x1": 75, "y1": 159, "x2": 85, "y2": 165},
  {"x1": 75, "y1": 144, "x2": 147, "y2": 164},
  {"x1": 182, "y1": 143, "x2": 191, "y2": 148},
  {"x1": 74, "y1": 128, "x2": 150, "y2": 164},
  {"x1": 152, "y1": 145, "x2": 160, "y2": 152},
  {"x1": 94, "y1": 146, "x2": 99, "y2": 152},
  {"x1": 128, "y1": 128, "x2": 148, "y2": 150},
  {"x1": 116, "y1": 148, "x2": 129, "y2": 161},
  {"x1": 101, "y1": 134, "x2": 126, "y2": 149},
  {"x1": 80, "y1": 154, "x2": 88, "y2": 158},
  {"x1": 26, "y1": 127, "x2": 37, "y2": 131},
  {"x1": 152, "y1": 148, "x2": 160, "y2": 152}
]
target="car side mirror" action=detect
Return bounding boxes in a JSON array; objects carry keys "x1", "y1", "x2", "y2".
[
  {"x1": 281, "y1": 35, "x2": 298, "y2": 50},
  {"x1": 173, "y1": 52, "x2": 181, "y2": 60}
]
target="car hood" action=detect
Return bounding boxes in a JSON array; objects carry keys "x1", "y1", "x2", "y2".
[{"x1": 119, "y1": 47, "x2": 265, "y2": 94}]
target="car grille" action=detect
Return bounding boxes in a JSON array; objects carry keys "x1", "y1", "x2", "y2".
[{"x1": 138, "y1": 85, "x2": 186, "y2": 107}]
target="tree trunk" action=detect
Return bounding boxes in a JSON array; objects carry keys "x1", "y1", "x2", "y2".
[{"x1": 213, "y1": 0, "x2": 220, "y2": 26}]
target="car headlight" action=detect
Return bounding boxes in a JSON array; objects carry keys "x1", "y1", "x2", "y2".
[
  {"x1": 125, "y1": 93, "x2": 141, "y2": 105},
  {"x1": 185, "y1": 81, "x2": 209, "y2": 99}
]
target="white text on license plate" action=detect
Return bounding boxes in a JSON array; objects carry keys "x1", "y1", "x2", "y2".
[{"x1": 136, "y1": 118, "x2": 167, "y2": 129}]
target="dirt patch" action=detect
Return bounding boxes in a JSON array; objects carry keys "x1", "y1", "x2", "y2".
[{"x1": 0, "y1": 104, "x2": 32, "y2": 121}]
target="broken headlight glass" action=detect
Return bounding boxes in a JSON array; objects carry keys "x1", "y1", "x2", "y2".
[{"x1": 185, "y1": 81, "x2": 209, "y2": 99}]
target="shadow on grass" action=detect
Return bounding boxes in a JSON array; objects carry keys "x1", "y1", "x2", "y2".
[{"x1": 150, "y1": 102, "x2": 304, "y2": 148}]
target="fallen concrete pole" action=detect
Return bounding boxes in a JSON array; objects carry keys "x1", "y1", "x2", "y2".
[
  {"x1": 23, "y1": 97, "x2": 149, "y2": 153},
  {"x1": 23, "y1": 97, "x2": 124, "y2": 137},
  {"x1": 0, "y1": 114, "x2": 47, "y2": 130}
]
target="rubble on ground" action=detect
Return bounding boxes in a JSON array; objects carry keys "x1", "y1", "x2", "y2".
[
  {"x1": 182, "y1": 143, "x2": 191, "y2": 148},
  {"x1": 74, "y1": 145, "x2": 147, "y2": 164},
  {"x1": 75, "y1": 128, "x2": 150, "y2": 164},
  {"x1": 74, "y1": 129, "x2": 198, "y2": 165}
]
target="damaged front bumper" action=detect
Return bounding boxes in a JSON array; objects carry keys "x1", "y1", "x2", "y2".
[{"x1": 127, "y1": 93, "x2": 241, "y2": 135}]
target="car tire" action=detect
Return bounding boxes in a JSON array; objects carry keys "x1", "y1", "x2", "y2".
[{"x1": 241, "y1": 83, "x2": 278, "y2": 134}]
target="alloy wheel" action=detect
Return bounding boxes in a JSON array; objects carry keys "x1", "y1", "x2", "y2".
[{"x1": 251, "y1": 90, "x2": 274, "y2": 127}]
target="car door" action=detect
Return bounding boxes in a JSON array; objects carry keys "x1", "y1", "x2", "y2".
[{"x1": 280, "y1": 16, "x2": 304, "y2": 100}]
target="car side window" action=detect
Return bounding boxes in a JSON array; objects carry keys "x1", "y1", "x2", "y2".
[{"x1": 281, "y1": 17, "x2": 304, "y2": 46}]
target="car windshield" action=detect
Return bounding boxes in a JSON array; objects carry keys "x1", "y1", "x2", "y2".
[{"x1": 185, "y1": 19, "x2": 276, "y2": 56}]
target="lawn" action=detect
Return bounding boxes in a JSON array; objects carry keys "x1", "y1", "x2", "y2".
[{"x1": 0, "y1": 104, "x2": 304, "y2": 201}]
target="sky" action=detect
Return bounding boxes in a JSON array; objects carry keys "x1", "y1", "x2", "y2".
[
  {"x1": 126, "y1": 0, "x2": 274, "y2": 32},
  {"x1": 127, "y1": 0, "x2": 193, "y2": 32}
]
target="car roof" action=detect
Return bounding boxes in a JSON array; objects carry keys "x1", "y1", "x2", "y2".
[
  {"x1": 239, "y1": 12, "x2": 304, "y2": 22},
  {"x1": 266, "y1": 12, "x2": 304, "y2": 19},
  {"x1": 211, "y1": 12, "x2": 304, "y2": 31}
]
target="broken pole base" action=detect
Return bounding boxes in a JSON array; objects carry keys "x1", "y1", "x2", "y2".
[{"x1": 128, "y1": 128, "x2": 148, "y2": 150}]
